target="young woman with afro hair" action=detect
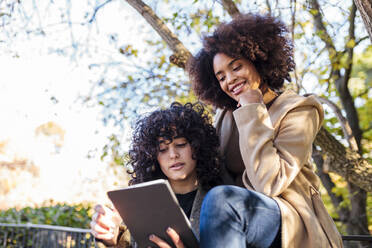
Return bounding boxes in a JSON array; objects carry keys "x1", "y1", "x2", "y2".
[
  {"x1": 90, "y1": 102, "x2": 223, "y2": 248},
  {"x1": 186, "y1": 13, "x2": 343, "y2": 248}
]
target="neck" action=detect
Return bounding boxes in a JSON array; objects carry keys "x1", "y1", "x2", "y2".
[
  {"x1": 170, "y1": 177, "x2": 198, "y2": 194},
  {"x1": 261, "y1": 86, "x2": 278, "y2": 104}
]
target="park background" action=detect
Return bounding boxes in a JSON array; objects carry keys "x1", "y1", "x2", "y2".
[{"x1": 0, "y1": 0, "x2": 371, "y2": 246}]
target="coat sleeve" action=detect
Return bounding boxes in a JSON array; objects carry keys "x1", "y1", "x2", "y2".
[{"x1": 233, "y1": 102, "x2": 321, "y2": 197}]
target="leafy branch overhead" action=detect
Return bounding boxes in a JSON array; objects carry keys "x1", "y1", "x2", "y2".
[{"x1": 126, "y1": 0, "x2": 192, "y2": 69}]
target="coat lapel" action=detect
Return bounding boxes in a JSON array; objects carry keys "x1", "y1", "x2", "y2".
[{"x1": 189, "y1": 188, "x2": 206, "y2": 240}]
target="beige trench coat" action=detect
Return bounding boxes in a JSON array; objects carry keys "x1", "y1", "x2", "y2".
[{"x1": 214, "y1": 90, "x2": 343, "y2": 248}]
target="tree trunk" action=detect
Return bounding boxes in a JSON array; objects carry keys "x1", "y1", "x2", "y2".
[
  {"x1": 347, "y1": 184, "x2": 369, "y2": 233},
  {"x1": 312, "y1": 147, "x2": 350, "y2": 222},
  {"x1": 354, "y1": 0, "x2": 372, "y2": 42},
  {"x1": 314, "y1": 127, "x2": 372, "y2": 192}
]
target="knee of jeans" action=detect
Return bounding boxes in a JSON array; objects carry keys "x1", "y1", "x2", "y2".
[{"x1": 201, "y1": 185, "x2": 236, "y2": 213}]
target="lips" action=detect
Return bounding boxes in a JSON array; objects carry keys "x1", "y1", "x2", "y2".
[
  {"x1": 229, "y1": 81, "x2": 246, "y2": 95},
  {"x1": 170, "y1": 162, "x2": 184, "y2": 170}
]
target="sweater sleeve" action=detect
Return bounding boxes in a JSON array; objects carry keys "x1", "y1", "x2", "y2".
[
  {"x1": 233, "y1": 103, "x2": 321, "y2": 197},
  {"x1": 95, "y1": 224, "x2": 133, "y2": 248},
  {"x1": 115, "y1": 225, "x2": 133, "y2": 248}
]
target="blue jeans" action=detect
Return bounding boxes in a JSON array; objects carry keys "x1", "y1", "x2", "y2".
[{"x1": 199, "y1": 185, "x2": 281, "y2": 248}]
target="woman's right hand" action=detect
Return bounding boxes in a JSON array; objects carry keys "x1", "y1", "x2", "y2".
[
  {"x1": 237, "y1": 88, "x2": 264, "y2": 107},
  {"x1": 90, "y1": 204, "x2": 123, "y2": 246}
]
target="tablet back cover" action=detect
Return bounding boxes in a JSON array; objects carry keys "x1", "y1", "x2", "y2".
[{"x1": 107, "y1": 179, "x2": 199, "y2": 248}]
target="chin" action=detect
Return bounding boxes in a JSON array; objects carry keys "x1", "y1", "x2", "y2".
[{"x1": 169, "y1": 175, "x2": 185, "y2": 181}]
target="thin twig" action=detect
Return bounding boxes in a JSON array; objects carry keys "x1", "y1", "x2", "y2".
[{"x1": 88, "y1": 0, "x2": 114, "y2": 23}]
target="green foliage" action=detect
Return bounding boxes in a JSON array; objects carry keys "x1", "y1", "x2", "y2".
[
  {"x1": 0, "y1": 204, "x2": 95, "y2": 247},
  {"x1": 101, "y1": 134, "x2": 127, "y2": 166},
  {"x1": 319, "y1": 184, "x2": 346, "y2": 233},
  {"x1": 350, "y1": 46, "x2": 372, "y2": 157},
  {"x1": 320, "y1": 173, "x2": 372, "y2": 233},
  {"x1": 189, "y1": 9, "x2": 221, "y2": 34},
  {"x1": 119, "y1": 45, "x2": 138, "y2": 57},
  {"x1": 174, "y1": 89, "x2": 197, "y2": 104},
  {"x1": 368, "y1": 192, "x2": 372, "y2": 232},
  {"x1": 0, "y1": 203, "x2": 93, "y2": 229}
]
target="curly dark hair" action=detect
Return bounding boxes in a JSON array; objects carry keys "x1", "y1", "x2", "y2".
[
  {"x1": 127, "y1": 102, "x2": 222, "y2": 191},
  {"x1": 187, "y1": 13, "x2": 295, "y2": 110}
]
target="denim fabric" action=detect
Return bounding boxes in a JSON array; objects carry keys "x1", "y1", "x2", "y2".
[{"x1": 199, "y1": 185, "x2": 281, "y2": 248}]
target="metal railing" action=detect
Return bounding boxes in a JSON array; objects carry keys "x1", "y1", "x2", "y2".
[
  {"x1": 1, "y1": 222, "x2": 371, "y2": 247},
  {"x1": 342, "y1": 235, "x2": 372, "y2": 247},
  {"x1": 0, "y1": 223, "x2": 95, "y2": 248}
]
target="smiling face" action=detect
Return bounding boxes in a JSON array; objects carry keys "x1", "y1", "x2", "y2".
[
  {"x1": 213, "y1": 53, "x2": 261, "y2": 103},
  {"x1": 157, "y1": 137, "x2": 197, "y2": 185}
]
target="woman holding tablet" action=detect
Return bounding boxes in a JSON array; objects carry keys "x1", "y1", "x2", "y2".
[{"x1": 91, "y1": 102, "x2": 222, "y2": 247}]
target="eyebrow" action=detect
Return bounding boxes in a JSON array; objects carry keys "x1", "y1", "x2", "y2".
[
  {"x1": 158, "y1": 135, "x2": 183, "y2": 144},
  {"x1": 215, "y1": 58, "x2": 240, "y2": 77}
]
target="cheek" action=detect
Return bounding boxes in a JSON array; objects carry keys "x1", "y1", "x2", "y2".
[
  {"x1": 191, "y1": 159, "x2": 197, "y2": 170},
  {"x1": 157, "y1": 155, "x2": 166, "y2": 169},
  {"x1": 219, "y1": 81, "x2": 228, "y2": 93},
  {"x1": 158, "y1": 163, "x2": 168, "y2": 176},
  {"x1": 248, "y1": 66, "x2": 260, "y2": 81}
]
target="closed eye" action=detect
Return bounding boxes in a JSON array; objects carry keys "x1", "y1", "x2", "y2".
[
  {"x1": 159, "y1": 148, "x2": 167, "y2": 153},
  {"x1": 218, "y1": 76, "x2": 225, "y2": 82},
  {"x1": 176, "y1": 143, "x2": 187, "y2": 147},
  {"x1": 233, "y1": 65, "x2": 241, "y2": 71}
]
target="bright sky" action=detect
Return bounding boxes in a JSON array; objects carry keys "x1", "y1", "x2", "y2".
[
  {"x1": 0, "y1": 0, "x2": 143, "y2": 208},
  {"x1": 0, "y1": 0, "x2": 160, "y2": 159},
  {"x1": 0, "y1": 54, "x2": 106, "y2": 158},
  {"x1": 0, "y1": 52, "x2": 131, "y2": 208},
  {"x1": 0, "y1": 0, "x2": 141, "y2": 157}
]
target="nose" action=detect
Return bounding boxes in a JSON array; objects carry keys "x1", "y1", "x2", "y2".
[
  {"x1": 169, "y1": 147, "x2": 179, "y2": 159},
  {"x1": 226, "y1": 72, "x2": 236, "y2": 85}
]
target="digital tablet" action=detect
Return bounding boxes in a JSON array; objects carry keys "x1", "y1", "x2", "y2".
[{"x1": 107, "y1": 179, "x2": 199, "y2": 248}]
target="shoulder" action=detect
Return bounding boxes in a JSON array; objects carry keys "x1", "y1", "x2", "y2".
[
  {"x1": 269, "y1": 90, "x2": 324, "y2": 126},
  {"x1": 195, "y1": 187, "x2": 208, "y2": 204},
  {"x1": 273, "y1": 90, "x2": 323, "y2": 112}
]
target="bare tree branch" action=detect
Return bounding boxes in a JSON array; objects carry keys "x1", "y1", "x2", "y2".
[
  {"x1": 311, "y1": 95, "x2": 358, "y2": 151},
  {"x1": 265, "y1": 0, "x2": 272, "y2": 15},
  {"x1": 290, "y1": 0, "x2": 300, "y2": 93},
  {"x1": 221, "y1": 0, "x2": 241, "y2": 18},
  {"x1": 356, "y1": 87, "x2": 370, "y2": 98},
  {"x1": 356, "y1": 35, "x2": 370, "y2": 45},
  {"x1": 124, "y1": 0, "x2": 192, "y2": 68},
  {"x1": 88, "y1": 0, "x2": 114, "y2": 23},
  {"x1": 343, "y1": 2, "x2": 357, "y2": 97},
  {"x1": 361, "y1": 124, "x2": 372, "y2": 133},
  {"x1": 308, "y1": 0, "x2": 336, "y2": 52},
  {"x1": 354, "y1": 0, "x2": 372, "y2": 42}
]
